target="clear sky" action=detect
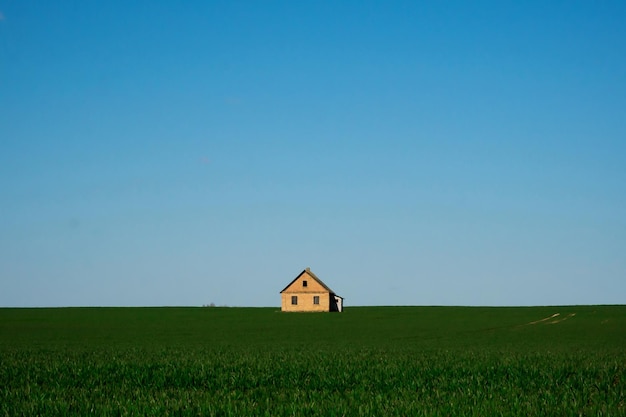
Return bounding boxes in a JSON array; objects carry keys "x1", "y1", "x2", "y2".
[{"x1": 1, "y1": 1, "x2": 624, "y2": 307}]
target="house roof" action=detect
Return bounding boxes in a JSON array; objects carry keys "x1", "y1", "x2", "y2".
[{"x1": 279, "y1": 267, "x2": 337, "y2": 294}]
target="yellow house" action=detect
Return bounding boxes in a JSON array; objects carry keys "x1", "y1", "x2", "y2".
[{"x1": 280, "y1": 268, "x2": 343, "y2": 312}]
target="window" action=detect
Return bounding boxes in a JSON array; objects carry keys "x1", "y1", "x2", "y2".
[
  {"x1": 291, "y1": 296, "x2": 298, "y2": 305},
  {"x1": 313, "y1": 296, "x2": 320, "y2": 305},
  {"x1": 303, "y1": 280, "x2": 308, "y2": 287}
]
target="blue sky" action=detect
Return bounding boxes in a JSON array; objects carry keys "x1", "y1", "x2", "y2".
[{"x1": 1, "y1": 1, "x2": 625, "y2": 307}]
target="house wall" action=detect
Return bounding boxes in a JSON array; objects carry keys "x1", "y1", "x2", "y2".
[
  {"x1": 281, "y1": 292, "x2": 330, "y2": 312},
  {"x1": 281, "y1": 271, "x2": 331, "y2": 312}
]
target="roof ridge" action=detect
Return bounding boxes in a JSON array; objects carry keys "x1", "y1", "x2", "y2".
[{"x1": 279, "y1": 268, "x2": 337, "y2": 294}]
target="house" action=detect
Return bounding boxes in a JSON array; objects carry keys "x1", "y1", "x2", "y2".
[{"x1": 280, "y1": 268, "x2": 343, "y2": 312}]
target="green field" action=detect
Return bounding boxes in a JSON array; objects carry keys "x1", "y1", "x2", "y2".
[{"x1": 1, "y1": 306, "x2": 624, "y2": 416}]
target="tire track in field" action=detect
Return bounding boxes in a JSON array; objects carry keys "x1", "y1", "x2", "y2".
[{"x1": 523, "y1": 313, "x2": 576, "y2": 326}]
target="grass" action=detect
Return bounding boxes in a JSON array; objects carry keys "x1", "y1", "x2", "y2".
[{"x1": 1, "y1": 305, "x2": 624, "y2": 415}]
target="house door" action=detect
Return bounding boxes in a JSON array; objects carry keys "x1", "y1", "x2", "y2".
[{"x1": 334, "y1": 296, "x2": 343, "y2": 312}]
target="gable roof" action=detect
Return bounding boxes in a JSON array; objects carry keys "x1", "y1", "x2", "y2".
[{"x1": 279, "y1": 268, "x2": 337, "y2": 294}]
